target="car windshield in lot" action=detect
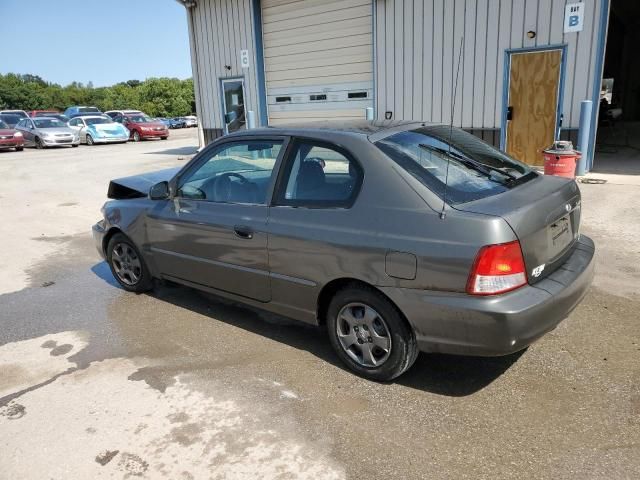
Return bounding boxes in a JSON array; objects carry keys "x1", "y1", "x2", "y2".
[
  {"x1": 34, "y1": 118, "x2": 67, "y2": 129},
  {"x1": 128, "y1": 115, "x2": 154, "y2": 123},
  {"x1": 0, "y1": 114, "x2": 22, "y2": 127},
  {"x1": 79, "y1": 107, "x2": 100, "y2": 113},
  {"x1": 0, "y1": 120, "x2": 10, "y2": 129},
  {"x1": 85, "y1": 117, "x2": 112, "y2": 125},
  {"x1": 375, "y1": 126, "x2": 537, "y2": 204}
]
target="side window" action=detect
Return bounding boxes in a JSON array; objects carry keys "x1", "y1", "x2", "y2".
[
  {"x1": 69, "y1": 118, "x2": 79, "y2": 127},
  {"x1": 276, "y1": 141, "x2": 362, "y2": 208},
  {"x1": 177, "y1": 140, "x2": 283, "y2": 204},
  {"x1": 16, "y1": 119, "x2": 25, "y2": 128}
]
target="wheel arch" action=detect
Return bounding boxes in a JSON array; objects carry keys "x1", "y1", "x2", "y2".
[
  {"x1": 102, "y1": 226, "x2": 124, "y2": 256},
  {"x1": 316, "y1": 278, "x2": 410, "y2": 329}
]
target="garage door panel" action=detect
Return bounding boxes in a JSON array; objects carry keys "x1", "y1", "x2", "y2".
[
  {"x1": 266, "y1": 54, "x2": 373, "y2": 73},
  {"x1": 265, "y1": 45, "x2": 372, "y2": 67},
  {"x1": 264, "y1": 34, "x2": 371, "y2": 58},
  {"x1": 268, "y1": 73, "x2": 373, "y2": 89},
  {"x1": 263, "y1": 17, "x2": 372, "y2": 48},
  {"x1": 262, "y1": 5, "x2": 372, "y2": 34},
  {"x1": 263, "y1": 0, "x2": 371, "y2": 24},
  {"x1": 266, "y1": 62, "x2": 372, "y2": 82}
]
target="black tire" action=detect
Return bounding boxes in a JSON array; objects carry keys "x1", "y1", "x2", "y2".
[
  {"x1": 132, "y1": 131, "x2": 141, "y2": 142},
  {"x1": 35, "y1": 137, "x2": 44, "y2": 149},
  {"x1": 71, "y1": 144, "x2": 79, "y2": 148},
  {"x1": 326, "y1": 285, "x2": 418, "y2": 381},
  {"x1": 106, "y1": 233, "x2": 153, "y2": 293},
  {"x1": 161, "y1": 136, "x2": 168, "y2": 140},
  {"x1": 15, "y1": 146, "x2": 23, "y2": 151},
  {"x1": 86, "y1": 134, "x2": 94, "y2": 146}
]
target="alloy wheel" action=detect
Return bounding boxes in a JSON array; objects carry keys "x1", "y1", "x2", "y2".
[
  {"x1": 111, "y1": 242, "x2": 142, "y2": 286},
  {"x1": 336, "y1": 302, "x2": 392, "y2": 367}
]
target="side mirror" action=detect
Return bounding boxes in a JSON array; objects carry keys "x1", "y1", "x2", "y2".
[{"x1": 149, "y1": 181, "x2": 170, "y2": 200}]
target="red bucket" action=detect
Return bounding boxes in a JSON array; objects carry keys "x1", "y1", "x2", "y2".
[{"x1": 543, "y1": 142, "x2": 581, "y2": 178}]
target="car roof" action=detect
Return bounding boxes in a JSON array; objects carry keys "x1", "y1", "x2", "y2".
[
  {"x1": 32, "y1": 117, "x2": 62, "y2": 121},
  {"x1": 78, "y1": 115, "x2": 110, "y2": 120},
  {"x1": 229, "y1": 120, "x2": 443, "y2": 141}
]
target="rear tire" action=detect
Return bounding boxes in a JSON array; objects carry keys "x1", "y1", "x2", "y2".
[
  {"x1": 86, "y1": 134, "x2": 94, "y2": 146},
  {"x1": 161, "y1": 136, "x2": 168, "y2": 140},
  {"x1": 106, "y1": 233, "x2": 153, "y2": 293},
  {"x1": 72, "y1": 144, "x2": 78, "y2": 148},
  {"x1": 132, "y1": 131, "x2": 141, "y2": 142},
  {"x1": 326, "y1": 286, "x2": 418, "y2": 381}
]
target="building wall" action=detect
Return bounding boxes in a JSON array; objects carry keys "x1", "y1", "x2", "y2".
[
  {"x1": 374, "y1": 0, "x2": 608, "y2": 147},
  {"x1": 189, "y1": 0, "x2": 263, "y2": 140}
]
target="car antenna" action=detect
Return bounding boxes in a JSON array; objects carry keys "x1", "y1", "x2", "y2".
[{"x1": 440, "y1": 35, "x2": 464, "y2": 220}]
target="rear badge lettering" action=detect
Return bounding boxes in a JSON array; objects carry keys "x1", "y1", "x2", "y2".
[{"x1": 532, "y1": 264, "x2": 546, "y2": 278}]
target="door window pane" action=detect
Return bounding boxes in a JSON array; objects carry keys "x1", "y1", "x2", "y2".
[
  {"x1": 278, "y1": 142, "x2": 362, "y2": 207},
  {"x1": 178, "y1": 140, "x2": 282, "y2": 204},
  {"x1": 222, "y1": 80, "x2": 246, "y2": 133}
]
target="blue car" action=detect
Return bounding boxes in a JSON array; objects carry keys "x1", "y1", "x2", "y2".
[{"x1": 68, "y1": 115, "x2": 129, "y2": 145}]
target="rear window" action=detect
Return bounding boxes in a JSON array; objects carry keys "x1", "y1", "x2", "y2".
[
  {"x1": 0, "y1": 114, "x2": 22, "y2": 126},
  {"x1": 375, "y1": 126, "x2": 537, "y2": 205},
  {"x1": 0, "y1": 120, "x2": 9, "y2": 129}
]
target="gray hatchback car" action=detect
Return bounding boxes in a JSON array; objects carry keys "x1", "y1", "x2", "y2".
[{"x1": 93, "y1": 121, "x2": 595, "y2": 380}]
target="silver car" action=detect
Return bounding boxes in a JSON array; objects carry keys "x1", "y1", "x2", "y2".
[
  {"x1": 68, "y1": 115, "x2": 129, "y2": 145},
  {"x1": 93, "y1": 121, "x2": 595, "y2": 381},
  {"x1": 15, "y1": 117, "x2": 80, "y2": 148}
]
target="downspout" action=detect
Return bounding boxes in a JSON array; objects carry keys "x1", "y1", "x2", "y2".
[{"x1": 177, "y1": 0, "x2": 206, "y2": 149}]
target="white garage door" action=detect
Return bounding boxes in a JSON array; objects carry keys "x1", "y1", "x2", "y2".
[{"x1": 262, "y1": 0, "x2": 374, "y2": 125}]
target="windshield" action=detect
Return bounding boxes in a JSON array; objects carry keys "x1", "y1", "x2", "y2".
[
  {"x1": 127, "y1": 115, "x2": 153, "y2": 123},
  {"x1": 85, "y1": 117, "x2": 112, "y2": 125},
  {"x1": 375, "y1": 126, "x2": 537, "y2": 205},
  {"x1": 0, "y1": 120, "x2": 9, "y2": 129},
  {"x1": 0, "y1": 114, "x2": 21, "y2": 126},
  {"x1": 34, "y1": 118, "x2": 67, "y2": 129},
  {"x1": 79, "y1": 107, "x2": 100, "y2": 113}
]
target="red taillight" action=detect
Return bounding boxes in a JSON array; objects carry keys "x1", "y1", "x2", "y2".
[{"x1": 467, "y1": 240, "x2": 528, "y2": 295}]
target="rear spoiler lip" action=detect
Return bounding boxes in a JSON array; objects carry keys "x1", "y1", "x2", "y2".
[{"x1": 107, "y1": 167, "x2": 181, "y2": 199}]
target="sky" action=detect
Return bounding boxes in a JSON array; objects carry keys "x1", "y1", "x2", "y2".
[{"x1": 0, "y1": 0, "x2": 192, "y2": 87}]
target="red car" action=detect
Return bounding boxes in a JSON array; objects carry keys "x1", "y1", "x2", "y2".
[
  {"x1": 119, "y1": 114, "x2": 169, "y2": 142},
  {"x1": 0, "y1": 117, "x2": 24, "y2": 151}
]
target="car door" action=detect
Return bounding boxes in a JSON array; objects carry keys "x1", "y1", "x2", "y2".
[
  {"x1": 68, "y1": 118, "x2": 85, "y2": 141},
  {"x1": 18, "y1": 119, "x2": 35, "y2": 145},
  {"x1": 146, "y1": 137, "x2": 288, "y2": 302}
]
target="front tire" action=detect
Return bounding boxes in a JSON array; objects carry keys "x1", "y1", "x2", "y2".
[
  {"x1": 326, "y1": 286, "x2": 418, "y2": 381},
  {"x1": 35, "y1": 137, "x2": 44, "y2": 149},
  {"x1": 161, "y1": 136, "x2": 168, "y2": 140},
  {"x1": 86, "y1": 134, "x2": 94, "y2": 146},
  {"x1": 132, "y1": 131, "x2": 141, "y2": 142},
  {"x1": 106, "y1": 233, "x2": 153, "y2": 293},
  {"x1": 15, "y1": 146, "x2": 23, "y2": 151}
]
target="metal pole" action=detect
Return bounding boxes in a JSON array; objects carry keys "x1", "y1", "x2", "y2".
[
  {"x1": 576, "y1": 100, "x2": 593, "y2": 176},
  {"x1": 365, "y1": 107, "x2": 374, "y2": 121},
  {"x1": 247, "y1": 110, "x2": 256, "y2": 129}
]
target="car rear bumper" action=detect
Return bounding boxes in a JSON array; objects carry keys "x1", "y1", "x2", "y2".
[{"x1": 380, "y1": 235, "x2": 595, "y2": 356}]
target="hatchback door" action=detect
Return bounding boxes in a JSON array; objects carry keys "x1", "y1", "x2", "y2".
[{"x1": 146, "y1": 137, "x2": 286, "y2": 302}]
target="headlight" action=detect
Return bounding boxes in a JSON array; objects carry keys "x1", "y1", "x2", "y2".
[
  {"x1": 42, "y1": 132, "x2": 53, "y2": 138},
  {"x1": 13, "y1": 131, "x2": 23, "y2": 137}
]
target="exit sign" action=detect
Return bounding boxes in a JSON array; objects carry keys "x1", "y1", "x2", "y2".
[{"x1": 564, "y1": 2, "x2": 584, "y2": 33}]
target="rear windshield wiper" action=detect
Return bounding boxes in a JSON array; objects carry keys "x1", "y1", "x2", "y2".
[{"x1": 419, "y1": 144, "x2": 518, "y2": 182}]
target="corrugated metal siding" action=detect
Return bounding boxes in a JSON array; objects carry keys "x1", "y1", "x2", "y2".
[
  {"x1": 262, "y1": 0, "x2": 374, "y2": 124},
  {"x1": 375, "y1": 0, "x2": 606, "y2": 131},
  {"x1": 189, "y1": 0, "x2": 262, "y2": 131}
]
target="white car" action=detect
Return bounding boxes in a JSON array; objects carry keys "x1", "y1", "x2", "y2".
[
  {"x1": 68, "y1": 116, "x2": 129, "y2": 145},
  {"x1": 182, "y1": 115, "x2": 198, "y2": 127}
]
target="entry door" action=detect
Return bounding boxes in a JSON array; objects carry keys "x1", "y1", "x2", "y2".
[
  {"x1": 506, "y1": 49, "x2": 562, "y2": 166},
  {"x1": 221, "y1": 79, "x2": 246, "y2": 134}
]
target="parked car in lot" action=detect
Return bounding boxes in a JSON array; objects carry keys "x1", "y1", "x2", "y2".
[
  {"x1": 93, "y1": 121, "x2": 595, "y2": 381},
  {"x1": 163, "y1": 117, "x2": 186, "y2": 129},
  {"x1": 64, "y1": 106, "x2": 102, "y2": 117},
  {"x1": 28, "y1": 110, "x2": 59, "y2": 117},
  {"x1": 116, "y1": 113, "x2": 168, "y2": 141},
  {"x1": 15, "y1": 116, "x2": 79, "y2": 148},
  {"x1": 0, "y1": 111, "x2": 29, "y2": 127},
  {"x1": 0, "y1": 118, "x2": 24, "y2": 151},
  {"x1": 181, "y1": 115, "x2": 198, "y2": 127},
  {"x1": 105, "y1": 110, "x2": 142, "y2": 120},
  {"x1": 68, "y1": 115, "x2": 129, "y2": 145}
]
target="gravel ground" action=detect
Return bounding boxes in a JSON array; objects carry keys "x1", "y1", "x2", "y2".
[{"x1": 0, "y1": 130, "x2": 638, "y2": 479}]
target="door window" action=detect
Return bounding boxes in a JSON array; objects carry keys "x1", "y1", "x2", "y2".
[
  {"x1": 222, "y1": 79, "x2": 246, "y2": 133},
  {"x1": 275, "y1": 141, "x2": 362, "y2": 208},
  {"x1": 177, "y1": 140, "x2": 283, "y2": 204}
]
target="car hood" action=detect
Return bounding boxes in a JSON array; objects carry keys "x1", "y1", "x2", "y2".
[
  {"x1": 38, "y1": 127, "x2": 75, "y2": 135},
  {"x1": 108, "y1": 167, "x2": 181, "y2": 199}
]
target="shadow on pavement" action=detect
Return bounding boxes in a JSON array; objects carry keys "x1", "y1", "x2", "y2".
[
  {"x1": 145, "y1": 146, "x2": 198, "y2": 156},
  {"x1": 92, "y1": 261, "x2": 523, "y2": 396}
]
